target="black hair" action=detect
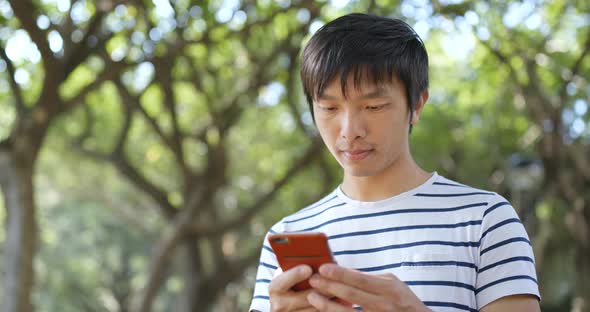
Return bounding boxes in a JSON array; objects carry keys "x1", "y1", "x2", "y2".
[{"x1": 300, "y1": 13, "x2": 429, "y2": 132}]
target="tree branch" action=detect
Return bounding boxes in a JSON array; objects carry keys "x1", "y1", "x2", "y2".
[
  {"x1": 536, "y1": 1, "x2": 568, "y2": 52},
  {"x1": 132, "y1": 182, "x2": 215, "y2": 312},
  {"x1": 63, "y1": 10, "x2": 109, "y2": 76},
  {"x1": 152, "y1": 56, "x2": 188, "y2": 175},
  {"x1": 110, "y1": 152, "x2": 178, "y2": 220},
  {"x1": 285, "y1": 46, "x2": 309, "y2": 134},
  {"x1": 218, "y1": 20, "x2": 308, "y2": 134},
  {"x1": 366, "y1": 0, "x2": 378, "y2": 14},
  {"x1": 198, "y1": 246, "x2": 261, "y2": 300},
  {"x1": 183, "y1": 16, "x2": 320, "y2": 219},
  {"x1": 57, "y1": 0, "x2": 78, "y2": 52},
  {"x1": 109, "y1": 80, "x2": 179, "y2": 219},
  {"x1": 568, "y1": 28, "x2": 590, "y2": 79},
  {"x1": 8, "y1": 0, "x2": 56, "y2": 69},
  {"x1": 116, "y1": 76, "x2": 185, "y2": 168},
  {"x1": 0, "y1": 44, "x2": 26, "y2": 115},
  {"x1": 566, "y1": 144, "x2": 590, "y2": 181},
  {"x1": 477, "y1": 37, "x2": 521, "y2": 87},
  {"x1": 61, "y1": 59, "x2": 126, "y2": 113},
  {"x1": 68, "y1": 100, "x2": 111, "y2": 163},
  {"x1": 524, "y1": 59, "x2": 557, "y2": 114},
  {"x1": 111, "y1": 80, "x2": 134, "y2": 156},
  {"x1": 559, "y1": 30, "x2": 590, "y2": 103},
  {"x1": 193, "y1": 138, "x2": 323, "y2": 237},
  {"x1": 478, "y1": 36, "x2": 551, "y2": 127},
  {"x1": 68, "y1": 90, "x2": 178, "y2": 220},
  {"x1": 71, "y1": 139, "x2": 112, "y2": 162},
  {"x1": 187, "y1": 61, "x2": 216, "y2": 121},
  {"x1": 72, "y1": 103, "x2": 96, "y2": 148},
  {"x1": 131, "y1": 212, "x2": 186, "y2": 312}
]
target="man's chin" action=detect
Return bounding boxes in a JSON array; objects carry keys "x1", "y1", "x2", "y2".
[{"x1": 343, "y1": 167, "x2": 377, "y2": 177}]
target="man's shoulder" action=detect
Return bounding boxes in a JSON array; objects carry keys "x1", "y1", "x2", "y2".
[
  {"x1": 432, "y1": 175, "x2": 519, "y2": 219},
  {"x1": 267, "y1": 189, "x2": 342, "y2": 233},
  {"x1": 427, "y1": 174, "x2": 512, "y2": 213},
  {"x1": 286, "y1": 190, "x2": 341, "y2": 218},
  {"x1": 430, "y1": 174, "x2": 502, "y2": 198}
]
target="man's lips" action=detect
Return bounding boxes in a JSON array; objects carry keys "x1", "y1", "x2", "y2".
[{"x1": 340, "y1": 149, "x2": 373, "y2": 161}]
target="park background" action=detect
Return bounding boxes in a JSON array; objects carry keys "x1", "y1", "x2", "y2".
[{"x1": 0, "y1": 0, "x2": 588, "y2": 311}]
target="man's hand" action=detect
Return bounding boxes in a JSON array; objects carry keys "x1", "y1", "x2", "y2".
[
  {"x1": 268, "y1": 265, "x2": 318, "y2": 312},
  {"x1": 307, "y1": 263, "x2": 431, "y2": 312}
]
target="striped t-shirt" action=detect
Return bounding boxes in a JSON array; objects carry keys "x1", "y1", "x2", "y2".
[{"x1": 249, "y1": 172, "x2": 540, "y2": 312}]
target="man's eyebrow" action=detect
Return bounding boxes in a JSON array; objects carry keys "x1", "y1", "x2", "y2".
[
  {"x1": 358, "y1": 89, "x2": 389, "y2": 100},
  {"x1": 318, "y1": 88, "x2": 389, "y2": 101},
  {"x1": 318, "y1": 93, "x2": 339, "y2": 100}
]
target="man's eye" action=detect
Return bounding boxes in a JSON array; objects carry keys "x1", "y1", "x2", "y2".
[
  {"x1": 320, "y1": 106, "x2": 336, "y2": 111},
  {"x1": 367, "y1": 104, "x2": 387, "y2": 111}
]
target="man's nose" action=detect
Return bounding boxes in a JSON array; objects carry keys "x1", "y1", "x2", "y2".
[{"x1": 340, "y1": 111, "x2": 366, "y2": 141}]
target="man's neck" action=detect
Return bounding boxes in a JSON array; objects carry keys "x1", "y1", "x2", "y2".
[{"x1": 340, "y1": 155, "x2": 432, "y2": 202}]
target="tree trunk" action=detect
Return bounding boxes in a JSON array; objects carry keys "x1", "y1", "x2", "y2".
[
  {"x1": 572, "y1": 244, "x2": 590, "y2": 312},
  {"x1": 571, "y1": 201, "x2": 590, "y2": 312},
  {"x1": 112, "y1": 247, "x2": 133, "y2": 312},
  {"x1": 0, "y1": 146, "x2": 37, "y2": 312},
  {"x1": 179, "y1": 238, "x2": 203, "y2": 312}
]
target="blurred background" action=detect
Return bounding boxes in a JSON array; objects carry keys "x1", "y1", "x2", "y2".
[{"x1": 0, "y1": 0, "x2": 588, "y2": 311}]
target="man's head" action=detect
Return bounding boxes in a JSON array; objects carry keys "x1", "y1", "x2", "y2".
[
  {"x1": 300, "y1": 13, "x2": 429, "y2": 131},
  {"x1": 300, "y1": 14, "x2": 429, "y2": 178}
]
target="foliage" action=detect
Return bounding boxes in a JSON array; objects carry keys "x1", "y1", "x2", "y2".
[{"x1": 0, "y1": 0, "x2": 588, "y2": 311}]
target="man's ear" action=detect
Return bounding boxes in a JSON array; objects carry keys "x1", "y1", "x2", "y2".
[{"x1": 410, "y1": 90, "x2": 429, "y2": 125}]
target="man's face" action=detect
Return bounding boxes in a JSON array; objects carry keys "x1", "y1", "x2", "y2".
[{"x1": 313, "y1": 76, "x2": 417, "y2": 178}]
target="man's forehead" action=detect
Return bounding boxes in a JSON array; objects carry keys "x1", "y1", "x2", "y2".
[{"x1": 320, "y1": 80, "x2": 394, "y2": 99}]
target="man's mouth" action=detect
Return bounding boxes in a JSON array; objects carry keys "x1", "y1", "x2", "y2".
[{"x1": 341, "y1": 149, "x2": 373, "y2": 161}]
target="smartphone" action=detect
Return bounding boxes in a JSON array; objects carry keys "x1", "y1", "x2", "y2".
[{"x1": 268, "y1": 232, "x2": 335, "y2": 291}]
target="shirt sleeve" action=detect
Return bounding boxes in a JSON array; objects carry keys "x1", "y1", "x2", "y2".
[
  {"x1": 475, "y1": 193, "x2": 541, "y2": 309},
  {"x1": 249, "y1": 222, "x2": 283, "y2": 312}
]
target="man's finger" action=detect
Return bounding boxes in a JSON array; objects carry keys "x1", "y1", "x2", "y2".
[
  {"x1": 309, "y1": 273, "x2": 380, "y2": 309},
  {"x1": 307, "y1": 292, "x2": 354, "y2": 312},
  {"x1": 270, "y1": 288, "x2": 316, "y2": 311},
  {"x1": 318, "y1": 264, "x2": 398, "y2": 295},
  {"x1": 269, "y1": 265, "x2": 313, "y2": 292},
  {"x1": 377, "y1": 272, "x2": 396, "y2": 280},
  {"x1": 292, "y1": 307, "x2": 320, "y2": 312},
  {"x1": 273, "y1": 267, "x2": 284, "y2": 278}
]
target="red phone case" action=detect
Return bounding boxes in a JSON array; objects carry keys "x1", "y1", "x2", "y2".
[{"x1": 268, "y1": 232, "x2": 335, "y2": 291}]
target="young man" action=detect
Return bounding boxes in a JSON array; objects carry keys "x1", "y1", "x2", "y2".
[{"x1": 250, "y1": 13, "x2": 540, "y2": 312}]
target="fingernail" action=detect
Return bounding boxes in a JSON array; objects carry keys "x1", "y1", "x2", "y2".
[
  {"x1": 309, "y1": 274, "x2": 320, "y2": 286},
  {"x1": 319, "y1": 263, "x2": 334, "y2": 275},
  {"x1": 299, "y1": 265, "x2": 311, "y2": 275},
  {"x1": 307, "y1": 292, "x2": 321, "y2": 304}
]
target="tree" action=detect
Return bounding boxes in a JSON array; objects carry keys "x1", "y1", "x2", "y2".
[
  {"x1": 416, "y1": 0, "x2": 590, "y2": 308},
  {"x1": 0, "y1": 0, "x2": 123, "y2": 310},
  {"x1": 65, "y1": 0, "x2": 330, "y2": 310},
  {"x1": 468, "y1": 2, "x2": 590, "y2": 308},
  {"x1": 2, "y1": 0, "x2": 586, "y2": 310}
]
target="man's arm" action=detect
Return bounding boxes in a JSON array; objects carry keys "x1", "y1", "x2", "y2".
[
  {"x1": 480, "y1": 294, "x2": 540, "y2": 312},
  {"x1": 475, "y1": 195, "x2": 541, "y2": 308}
]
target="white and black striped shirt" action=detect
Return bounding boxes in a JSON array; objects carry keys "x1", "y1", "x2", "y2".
[{"x1": 250, "y1": 172, "x2": 540, "y2": 311}]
